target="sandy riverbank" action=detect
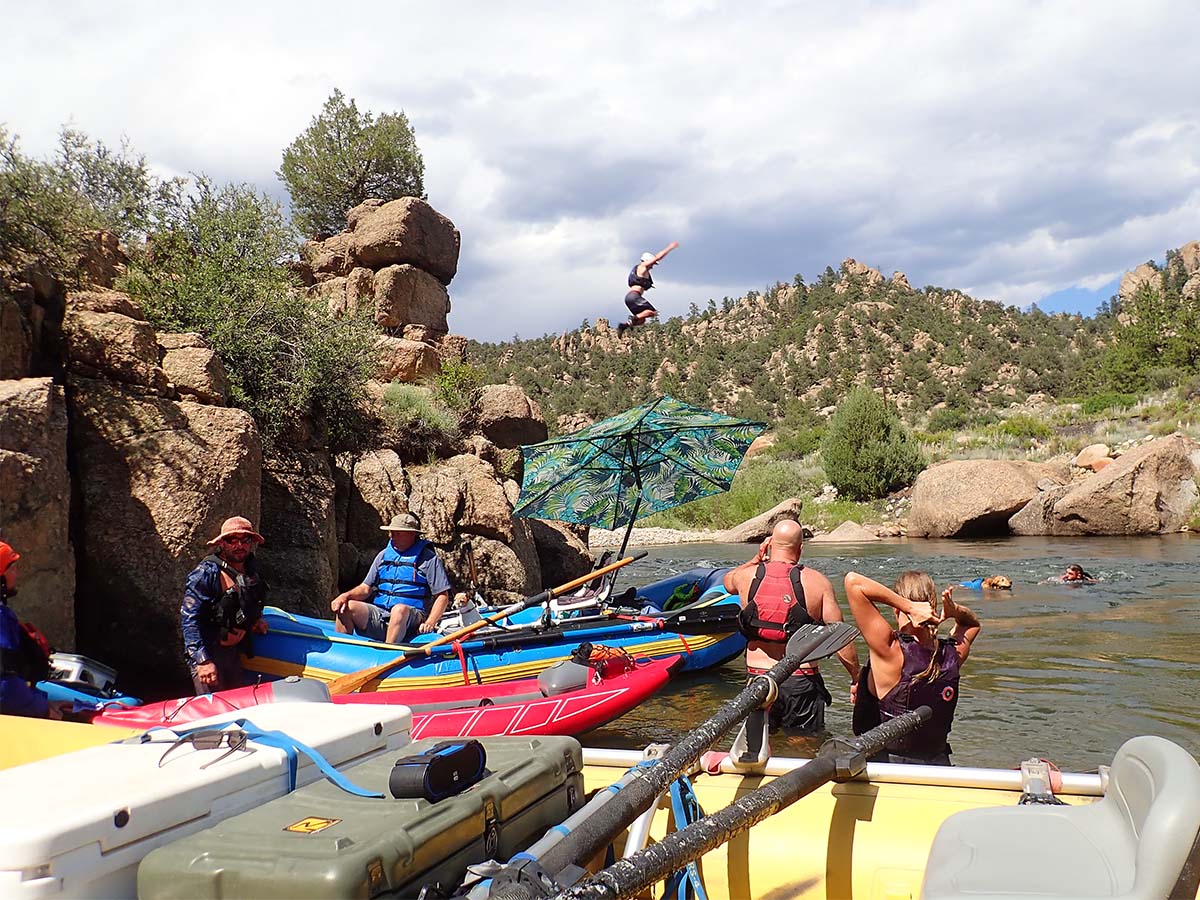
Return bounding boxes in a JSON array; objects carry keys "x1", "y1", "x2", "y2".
[{"x1": 587, "y1": 526, "x2": 730, "y2": 549}]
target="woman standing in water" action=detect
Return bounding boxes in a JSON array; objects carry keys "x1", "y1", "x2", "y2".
[
  {"x1": 617, "y1": 241, "x2": 678, "y2": 337},
  {"x1": 844, "y1": 571, "x2": 981, "y2": 765}
]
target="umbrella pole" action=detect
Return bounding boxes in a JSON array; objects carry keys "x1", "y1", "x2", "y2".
[{"x1": 616, "y1": 496, "x2": 641, "y2": 560}]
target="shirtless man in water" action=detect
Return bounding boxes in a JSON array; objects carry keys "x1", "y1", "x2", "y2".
[{"x1": 723, "y1": 519, "x2": 860, "y2": 733}]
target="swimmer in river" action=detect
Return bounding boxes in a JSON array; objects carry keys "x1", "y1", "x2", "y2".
[
  {"x1": 1056, "y1": 564, "x2": 1097, "y2": 584},
  {"x1": 958, "y1": 576, "x2": 1013, "y2": 591}
]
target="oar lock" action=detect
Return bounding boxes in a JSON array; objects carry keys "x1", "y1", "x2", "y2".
[
  {"x1": 749, "y1": 673, "x2": 780, "y2": 709},
  {"x1": 816, "y1": 736, "x2": 870, "y2": 782}
]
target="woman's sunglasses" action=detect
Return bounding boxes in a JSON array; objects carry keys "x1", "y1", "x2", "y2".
[{"x1": 157, "y1": 728, "x2": 254, "y2": 769}]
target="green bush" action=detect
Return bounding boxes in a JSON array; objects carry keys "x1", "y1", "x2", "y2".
[
  {"x1": 926, "y1": 407, "x2": 969, "y2": 434},
  {"x1": 767, "y1": 424, "x2": 825, "y2": 459},
  {"x1": 433, "y1": 358, "x2": 484, "y2": 412},
  {"x1": 999, "y1": 414, "x2": 1053, "y2": 440},
  {"x1": 0, "y1": 127, "x2": 182, "y2": 278},
  {"x1": 123, "y1": 179, "x2": 378, "y2": 451},
  {"x1": 380, "y1": 384, "x2": 461, "y2": 458},
  {"x1": 643, "y1": 459, "x2": 812, "y2": 530},
  {"x1": 821, "y1": 387, "x2": 925, "y2": 500},
  {"x1": 1, "y1": 128, "x2": 96, "y2": 277},
  {"x1": 1081, "y1": 392, "x2": 1138, "y2": 415}
]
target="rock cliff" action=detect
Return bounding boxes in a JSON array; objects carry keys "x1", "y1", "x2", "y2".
[{"x1": 0, "y1": 203, "x2": 589, "y2": 696}]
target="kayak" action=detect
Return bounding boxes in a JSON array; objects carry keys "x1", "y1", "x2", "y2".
[
  {"x1": 90, "y1": 653, "x2": 682, "y2": 739},
  {"x1": 243, "y1": 571, "x2": 745, "y2": 691}
]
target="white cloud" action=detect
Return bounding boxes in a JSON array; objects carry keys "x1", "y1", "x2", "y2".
[{"x1": 2, "y1": 1, "x2": 1197, "y2": 339}]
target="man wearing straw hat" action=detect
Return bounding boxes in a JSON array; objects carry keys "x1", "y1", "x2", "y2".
[
  {"x1": 330, "y1": 512, "x2": 452, "y2": 645},
  {"x1": 181, "y1": 516, "x2": 270, "y2": 693}
]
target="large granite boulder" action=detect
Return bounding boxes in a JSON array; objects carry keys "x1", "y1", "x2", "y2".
[
  {"x1": 304, "y1": 232, "x2": 355, "y2": 278},
  {"x1": 1072, "y1": 444, "x2": 1111, "y2": 468},
  {"x1": 1009, "y1": 435, "x2": 1200, "y2": 535},
  {"x1": 309, "y1": 276, "x2": 349, "y2": 316},
  {"x1": 809, "y1": 520, "x2": 881, "y2": 543},
  {"x1": 718, "y1": 497, "x2": 805, "y2": 543},
  {"x1": 75, "y1": 230, "x2": 127, "y2": 288},
  {"x1": 1119, "y1": 261, "x2": 1159, "y2": 302},
  {"x1": 447, "y1": 532, "x2": 540, "y2": 604},
  {"x1": 908, "y1": 460, "x2": 1070, "y2": 537},
  {"x1": 335, "y1": 449, "x2": 411, "y2": 579},
  {"x1": 346, "y1": 198, "x2": 460, "y2": 285},
  {"x1": 68, "y1": 377, "x2": 261, "y2": 694},
  {"x1": 63, "y1": 291, "x2": 170, "y2": 395},
  {"x1": 374, "y1": 264, "x2": 450, "y2": 333},
  {"x1": 409, "y1": 454, "x2": 518, "y2": 544},
  {"x1": 528, "y1": 519, "x2": 594, "y2": 587},
  {"x1": 0, "y1": 295, "x2": 33, "y2": 379},
  {"x1": 157, "y1": 332, "x2": 229, "y2": 405},
  {"x1": 259, "y1": 450, "x2": 338, "y2": 618},
  {"x1": 473, "y1": 384, "x2": 547, "y2": 449},
  {"x1": 408, "y1": 454, "x2": 541, "y2": 598},
  {"x1": 0, "y1": 378, "x2": 75, "y2": 649},
  {"x1": 377, "y1": 336, "x2": 441, "y2": 383}
]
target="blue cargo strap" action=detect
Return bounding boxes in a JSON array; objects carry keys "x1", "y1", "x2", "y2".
[
  {"x1": 663, "y1": 774, "x2": 708, "y2": 900},
  {"x1": 148, "y1": 717, "x2": 384, "y2": 798}
]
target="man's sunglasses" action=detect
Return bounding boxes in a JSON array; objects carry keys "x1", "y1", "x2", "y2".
[
  {"x1": 221, "y1": 536, "x2": 256, "y2": 546},
  {"x1": 157, "y1": 728, "x2": 254, "y2": 769}
]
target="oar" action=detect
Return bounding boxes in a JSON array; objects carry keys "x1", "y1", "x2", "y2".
[
  {"x1": 554, "y1": 707, "x2": 934, "y2": 900},
  {"x1": 326, "y1": 550, "x2": 649, "y2": 695},
  {"x1": 483, "y1": 621, "x2": 859, "y2": 896}
]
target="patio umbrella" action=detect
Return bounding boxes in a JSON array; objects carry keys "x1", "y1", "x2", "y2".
[{"x1": 513, "y1": 396, "x2": 766, "y2": 558}]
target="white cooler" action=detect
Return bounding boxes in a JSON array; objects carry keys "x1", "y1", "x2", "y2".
[{"x1": 0, "y1": 701, "x2": 413, "y2": 898}]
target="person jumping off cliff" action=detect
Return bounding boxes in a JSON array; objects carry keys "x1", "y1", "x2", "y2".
[{"x1": 617, "y1": 241, "x2": 678, "y2": 337}]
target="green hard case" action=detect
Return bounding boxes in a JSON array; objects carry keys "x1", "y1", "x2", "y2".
[{"x1": 137, "y1": 735, "x2": 584, "y2": 899}]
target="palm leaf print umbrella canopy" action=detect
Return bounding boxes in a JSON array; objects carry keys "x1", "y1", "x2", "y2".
[{"x1": 513, "y1": 396, "x2": 766, "y2": 557}]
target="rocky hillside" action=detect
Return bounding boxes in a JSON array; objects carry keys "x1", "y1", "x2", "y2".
[{"x1": 470, "y1": 258, "x2": 1110, "y2": 432}]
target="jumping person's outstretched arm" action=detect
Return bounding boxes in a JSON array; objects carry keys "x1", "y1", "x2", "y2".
[{"x1": 651, "y1": 241, "x2": 679, "y2": 264}]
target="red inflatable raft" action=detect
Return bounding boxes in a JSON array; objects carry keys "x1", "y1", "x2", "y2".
[{"x1": 91, "y1": 652, "x2": 680, "y2": 739}]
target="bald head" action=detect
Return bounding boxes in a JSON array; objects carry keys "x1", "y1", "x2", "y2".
[{"x1": 770, "y1": 519, "x2": 804, "y2": 561}]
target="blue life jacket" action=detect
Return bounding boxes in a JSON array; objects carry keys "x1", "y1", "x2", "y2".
[
  {"x1": 628, "y1": 265, "x2": 654, "y2": 291},
  {"x1": 375, "y1": 540, "x2": 432, "y2": 611},
  {"x1": 958, "y1": 578, "x2": 985, "y2": 589}
]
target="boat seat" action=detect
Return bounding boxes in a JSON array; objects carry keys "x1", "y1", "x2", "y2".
[{"x1": 921, "y1": 736, "x2": 1200, "y2": 900}]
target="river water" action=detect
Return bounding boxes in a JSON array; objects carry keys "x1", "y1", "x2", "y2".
[{"x1": 585, "y1": 536, "x2": 1200, "y2": 771}]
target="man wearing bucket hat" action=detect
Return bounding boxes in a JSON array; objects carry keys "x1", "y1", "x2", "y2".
[
  {"x1": 181, "y1": 516, "x2": 270, "y2": 693},
  {"x1": 330, "y1": 512, "x2": 452, "y2": 645},
  {"x1": 617, "y1": 240, "x2": 679, "y2": 337}
]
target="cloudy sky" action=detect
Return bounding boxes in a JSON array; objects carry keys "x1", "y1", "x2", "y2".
[{"x1": 3, "y1": 2, "x2": 1198, "y2": 341}]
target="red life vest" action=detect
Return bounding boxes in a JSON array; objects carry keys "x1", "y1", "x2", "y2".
[{"x1": 738, "y1": 562, "x2": 817, "y2": 643}]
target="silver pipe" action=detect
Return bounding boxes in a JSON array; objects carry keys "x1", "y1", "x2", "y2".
[{"x1": 581, "y1": 749, "x2": 1104, "y2": 796}]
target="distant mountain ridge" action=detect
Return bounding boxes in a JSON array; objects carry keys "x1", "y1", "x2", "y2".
[{"x1": 468, "y1": 256, "x2": 1116, "y2": 434}]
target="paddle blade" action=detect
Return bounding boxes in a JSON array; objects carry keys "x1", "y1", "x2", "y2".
[
  {"x1": 784, "y1": 621, "x2": 859, "y2": 665},
  {"x1": 326, "y1": 646, "x2": 419, "y2": 696}
]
